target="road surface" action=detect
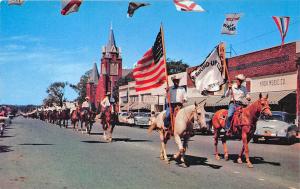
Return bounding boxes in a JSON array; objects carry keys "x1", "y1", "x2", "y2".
[{"x1": 0, "y1": 117, "x2": 299, "y2": 189}]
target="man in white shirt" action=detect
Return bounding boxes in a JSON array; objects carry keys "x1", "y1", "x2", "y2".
[
  {"x1": 164, "y1": 76, "x2": 187, "y2": 129},
  {"x1": 224, "y1": 74, "x2": 251, "y2": 133},
  {"x1": 82, "y1": 97, "x2": 91, "y2": 112}
]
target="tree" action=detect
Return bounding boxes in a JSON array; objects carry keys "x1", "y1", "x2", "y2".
[
  {"x1": 70, "y1": 70, "x2": 92, "y2": 104},
  {"x1": 45, "y1": 82, "x2": 67, "y2": 107},
  {"x1": 166, "y1": 59, "x2": 189, "y2": 75}
]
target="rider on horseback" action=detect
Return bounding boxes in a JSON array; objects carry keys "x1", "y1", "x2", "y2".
[
  {"x1": 224, "y1": 74, "x2": 251, "y2": 135},
  {"x1": 82, "y1": 96, "x2": 92, "y2": 113},
  {"x1": 100, "y1": 92, "x2": 115, "y2": 120},
  {"x1": 164, "y1": 76, "x2": 187, "y2": 131}
]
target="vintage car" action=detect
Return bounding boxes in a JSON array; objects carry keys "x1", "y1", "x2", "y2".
[
  {"x1": 118, "y1": 112, "x2": 134, "y2": 126},
  {"x1": 134, "y1": 112, "x2": 151, "y2": 128},
  {"x1": 193, "y1": 112, "x2": 214, "y2": 135},
  {"x1": 253, "y1": 111, "x2": 298, "y2": 144}
]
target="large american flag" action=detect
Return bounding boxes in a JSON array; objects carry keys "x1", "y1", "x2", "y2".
[{"x1": 133, "y1": 28, "x2": 166, "y2": 92}]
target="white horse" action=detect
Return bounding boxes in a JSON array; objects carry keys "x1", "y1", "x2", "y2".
[{"x1": 148, "y1": 101, "x2": 207, "y2": 166}]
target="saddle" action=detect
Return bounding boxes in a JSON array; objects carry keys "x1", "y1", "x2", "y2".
[{"x1": 230, "y1": 107, "x2": 244, "y2": 133}]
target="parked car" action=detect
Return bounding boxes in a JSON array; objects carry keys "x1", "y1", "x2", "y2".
[
  {"x1": 253, "y1": 111, "x2": 298, "y2": 144},
  {"x1": 134, "y1": 112, "x2": 151, "y2": 128},
  {"x1": 193, "y1": 112, "x2": 214, "y2": 135},
  {"x1": 118, "y1": 112, "x2": 134, "y2": 126}
]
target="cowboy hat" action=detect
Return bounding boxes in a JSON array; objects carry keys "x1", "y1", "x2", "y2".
[
  {"x1": 85, "y1": 96, "x2": 90, "y2": 100},
  {"x1": 106, "y1": 92, "x2": 111, "y2": 95},
  {"x1": 235, "y1": 74, "x2": 246, "y2": 81},
  {"x1": 171, "y1": 75, "x2": 181, "y2": 81}
]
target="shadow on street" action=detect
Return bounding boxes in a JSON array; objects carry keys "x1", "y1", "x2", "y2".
[
  {"x1": 0, "y1": 145, "x2": 13, "y2": 153},
  {"x1": 219, "y1": 154, "x2": 281, "y2": 166},
  {"x1": 19, "y1": 143, "x2": 54, "y2": 146},
  {"x1": 112, "y1": 138, "x2": 152, "y2": 143},
  {"x1": 168, "y1": 154, "x2": 222, "y2": 169},
  {"x1": 81, "y1": 140, "x2": 107, "y2": 144}
]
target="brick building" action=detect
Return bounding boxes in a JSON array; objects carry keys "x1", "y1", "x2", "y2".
[{"x1": 86, "y1": 26, "x2": 122, "y2": 108}]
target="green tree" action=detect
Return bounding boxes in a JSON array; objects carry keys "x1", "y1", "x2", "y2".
[
  {"x1": 166, "y1": 59, "x2": 189, "y2": 75},
  {"x1": 45, "y1": 82, "x2": 67, "y2": 107},
  {"x1": 70, "y1": 70, "x2": 92, "y2": 104}
]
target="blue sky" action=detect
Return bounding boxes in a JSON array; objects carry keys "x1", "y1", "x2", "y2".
[{"x1": 0, "y1": 0, "x2": 299, "y2": 105}]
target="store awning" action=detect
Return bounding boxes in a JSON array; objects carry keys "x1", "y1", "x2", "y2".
[
  {"x1": 249, "y1": 90, "x2": 296, "y2": 105},
  {"x1": 130, "y1": 102, "x2": 151, "y2": 110},
  {"x1": 120, "y1": 102, "x2": 134, "y2": 111},
  {"x1": 187, "y1": 95, "x2": 224, "y2": 107},
  {"x1": 187, "y1": 90, "x2": 295, "y2": 107}
]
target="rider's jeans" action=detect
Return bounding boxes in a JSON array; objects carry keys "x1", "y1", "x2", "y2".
[
  {"x1": 164, "y1": 103, "x2": 177, "y2": 129},
  {"x1": 225, "y1": 103, "x2": 240, "y2": 131}
]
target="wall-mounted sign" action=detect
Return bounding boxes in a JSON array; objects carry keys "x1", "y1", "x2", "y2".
[{"x1": 250, "y1": 73, "x2": 297, "y2": 92}]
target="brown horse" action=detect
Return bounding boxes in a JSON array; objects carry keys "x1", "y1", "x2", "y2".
[
  {"x1": 58, "y1": 109, "x2": 70, "y2": 128},
  {"x1": 71, "y1": 108, "x2": 80, "y2": 131},
  {"x1": 79, "y1": 109, "x2": 95, "y2": 134},
  {"x1": 212, "y1": 93, "x2": 272, "y2": 168},
  {"x1": 101, "y1": 106, "x2": 118, "y2": 142}
]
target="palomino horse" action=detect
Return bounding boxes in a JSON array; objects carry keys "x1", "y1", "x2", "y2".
[
  {"x1": 101, "y1": 107, "x2": 118, "y2": 142},
  {"x1": 148, "y1": 101, "x2": 207, "y2": 166},
  {"x1": 71, "y1": 108, "x2": 80, "y2": 131},
  {"x1": 212, "y1": 93, "x2": 272, "y2": 168}
]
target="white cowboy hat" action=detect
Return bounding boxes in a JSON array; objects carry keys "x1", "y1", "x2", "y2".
[
  {"x1": 235, "y1": 74, "x2": 246, "y2": 81},
  {"x1": 85, "y1": 96, "x2": 90, "y2": 100}
]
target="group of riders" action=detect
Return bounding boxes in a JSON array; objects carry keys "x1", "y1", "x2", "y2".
[
  {"x1": 26, "y1": 73, "x2": 251, "y2": 139},
  {"x1": 164, "y1": 73, "x2": 250, "y2": 137},
  {"x1": 21, "y1": 73, "x2": 271, "y2": 167}
]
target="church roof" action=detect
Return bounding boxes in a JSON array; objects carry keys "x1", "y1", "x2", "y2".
[
  {"x1": 89, "y1": 63, "x2": 99, "y2": 84},
  {"x1": 106, "y1": 25, "x2": 118, "y2": 53}
]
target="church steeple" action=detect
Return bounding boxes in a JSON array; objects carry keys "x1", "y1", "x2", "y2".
[
  {"x1": 88, "y1": 63, "x2": 99, "y2": 84},
  {"x1": 102, "y1": 25, "x2": 121, "y2": 56}
]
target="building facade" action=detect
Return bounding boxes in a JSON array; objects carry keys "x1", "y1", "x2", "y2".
[{"x1": 120, "y1": 41, "x2": 299, "y2": 126}]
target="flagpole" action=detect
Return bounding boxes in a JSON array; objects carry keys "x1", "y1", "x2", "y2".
[
  {"x1": 160, "y1": 24, "x2": 175, "y2": 134},
  {"x1": 220, "y1": 42, "x2": 235, "y2": 104}
]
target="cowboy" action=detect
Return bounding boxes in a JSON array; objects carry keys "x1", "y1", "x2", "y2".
[
  {"x1": 164, "y1": 75, "x2": 187, "y2": 130},
  {"x1": 224, "y1": 74, "x2": 251, "y2": 134},
  {"x1": 82, "y1": 96, "x2": 92, "y2": 113},
  {"x1": 99, "y1": 92, "x2": 113, "y2": 121}
]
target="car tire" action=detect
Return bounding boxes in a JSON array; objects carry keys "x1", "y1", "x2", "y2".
[{"x1": 253, "y1": 136, "x2": 259, "y2": 143}]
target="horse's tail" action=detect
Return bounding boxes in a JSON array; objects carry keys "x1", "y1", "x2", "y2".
[{"x1": 148, "y1": 117, "x2": 157, "y2": 134}]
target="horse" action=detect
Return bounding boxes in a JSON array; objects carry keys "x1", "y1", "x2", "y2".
[
  {"x1": 101, "y1": 106, "x2": 118, "y2": 142},
  {"x1": 79, "y1": 109, "x2": 95, "y2": 134},
  {"x1": 58, "y1": 109, "x2": 70, "y2": 128},
  {"x1": 212, "y1": 93, "x2": 272, "y2": 168},
  {"x1": 148, "y1": 101, "x2": 207, "y2": 166},
  {"x1": 70, "y1": 108, "x2": 80, "y2": 131}
]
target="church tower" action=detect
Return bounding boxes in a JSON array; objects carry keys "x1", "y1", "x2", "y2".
[
  {"x1": 95, "y1": 26, "x2": 122, "y2": 105},
  {"x1": 86, "y1": 63, "x2": 99, "y2": 106}
]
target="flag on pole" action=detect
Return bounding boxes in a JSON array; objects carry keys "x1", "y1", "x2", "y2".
[
  {"x1": 221, "y1": 13, "x2": 242, "y2": 35},
  {"x1": 8, "y1": 0, "x2": 24, "y2": 5},
  {"x1": 127, "y1": 2, "x2": 150, "y2": 17},
  {"x1": 190, "y1": 43, "x2": 226, "y2": 93},
  {"x1": 173, "y1": 0, "x2": 205, "y2": 12},
  {"x1": 272, "y1": 16, "x2": 290, "y2": 46},
  {"x1": 61, "y1": 0, "x2": 82, "y2": 15},
  {"x1": 133, "y1": 28, "x2": 166, "y2": 92}
]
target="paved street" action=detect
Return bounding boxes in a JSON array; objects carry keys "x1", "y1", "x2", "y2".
[{"x1": 0, "y1": 117, "x2": 299, "y2": 189}]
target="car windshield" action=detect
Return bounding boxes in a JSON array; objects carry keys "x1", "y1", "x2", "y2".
[
  {"x1": 260, "y1": 112, "x2": 294, "y2": 123},
  {"x1": 137, "y1": 113, "x2": 150, "y2": 117}
]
